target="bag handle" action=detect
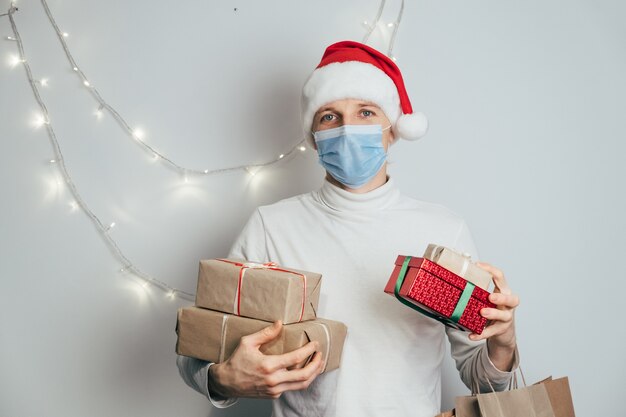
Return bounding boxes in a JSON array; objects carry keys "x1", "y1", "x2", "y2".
[{"x1": 474, "y1": 360, "x2": 538, "y2": 417}]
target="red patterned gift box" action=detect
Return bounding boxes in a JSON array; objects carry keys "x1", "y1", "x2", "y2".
[{"x1": 384, "y1": 255, "x2": 496, "y2": 334}]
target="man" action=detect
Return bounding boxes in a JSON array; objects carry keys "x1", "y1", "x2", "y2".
[{"x1": 177, "y1": 41, "x2": 519, "y2": 417}]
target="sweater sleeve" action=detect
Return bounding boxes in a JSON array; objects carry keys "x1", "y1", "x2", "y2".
[
  {"x1": 175, "y1": 356, "x2": 238, "y2": 407},
  {"x1": 175, "y1": 209, "x2": 268, "y2": 407},
  {"x1": 444, "y1": 221, "x2": 519, "y2": 393}
]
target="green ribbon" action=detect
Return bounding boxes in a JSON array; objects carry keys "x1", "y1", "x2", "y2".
[
  {"x1": 394, "y1": 256, "x2": 440, "y2": 322},
  {"x1": 451, "y1": 281, "x2": 475, "y2": 322},
  {"x1": 394, "y1": 256, "x2": 474, "y2": 324}
]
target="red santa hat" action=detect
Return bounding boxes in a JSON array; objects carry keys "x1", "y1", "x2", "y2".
[{"x1": 301, "y1": 40, "x2": 428, "y2": 148}]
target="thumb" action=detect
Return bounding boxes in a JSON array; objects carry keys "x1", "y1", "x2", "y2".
[{"x1": 247, "y1": 320, "x2": 283, "y2": 347}]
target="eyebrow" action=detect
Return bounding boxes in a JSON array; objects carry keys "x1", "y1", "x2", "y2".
[
  {"x1": 316, "y1": 102, "x2": 381, "y2": 114},
  {"x1": 357, "y1": 102, "x2": 380, "y2": 108}
]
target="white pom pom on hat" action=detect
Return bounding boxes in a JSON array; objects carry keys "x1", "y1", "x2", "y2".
[
  {"x1": 396, "y1": 112, "x2": 429, "y2": 140},
  {"x1": 301, "y1": 40, "x2": 428, "y2": 148}
]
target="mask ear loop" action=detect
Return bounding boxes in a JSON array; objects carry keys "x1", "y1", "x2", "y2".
[{"x1": 383, "y1": 123, "x2": 398, "y2": 147}]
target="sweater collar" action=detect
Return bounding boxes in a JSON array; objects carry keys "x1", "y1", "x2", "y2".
[{"x1": 316, "y1": 176, "x2": 400, "y2": 212}]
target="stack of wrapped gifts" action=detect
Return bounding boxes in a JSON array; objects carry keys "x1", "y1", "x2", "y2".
[
  {"x1": 384, "y1": 244, "x2": 496, "y2": 334},
  {"x1": 176, "y1": 259, "x2": 348, "y2": 372}
]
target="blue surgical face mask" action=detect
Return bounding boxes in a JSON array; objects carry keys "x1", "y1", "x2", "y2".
[{"x1": 313, "y1": 124, "x2": 390, "y2": 189}]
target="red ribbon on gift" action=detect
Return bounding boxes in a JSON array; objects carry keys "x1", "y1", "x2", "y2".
[{"x1": 216, "y1": 259, "x2": 308, "y2": 322}]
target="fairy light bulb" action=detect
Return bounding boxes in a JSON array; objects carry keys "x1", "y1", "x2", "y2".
[
  {"x1": 83, "y1": 80, "x2": 90, "y2": 87},
  {"x1": 34, "y1": 115, "x2": 49, "y2": 127},
  {"x1": 298, "y1": 146, "x2": 306, "y2": 152},
  {"x1": 9, "y1": 54, "x2": 23, "y2": 67},
  {"x1": 167, "y1": 291, "x2": 176, "y2": 299},
  {"x1": 106, "y1": 221, "x2": 116, "y2": 231},
  {"x1": 72, "y1": 66, "x2": 78, "y2": 71},
  {"x1": 132, "y1": 129, "x2": 144, "y2": 140},
  {"x1": 387, "y1": 22, "x2": 395, "y2": 27},
  {"x1": 40, "y1": 78, "x2": 48, "y2": 86},
  {"x1": 279, "y1": 154, "x2": 285, "y2": 159},
  {"x1": 246, "y1": 167, "x2": 256, "y2": 176},
  {"x1": 62, "y1": 32, "x2": 69, "y2": 37},
  {"x1": 203, "y1": 169, "x2": 209, "y2": 174},
  {"x1": 49, "y1": 159, "x2": 56, "y2": 163}
]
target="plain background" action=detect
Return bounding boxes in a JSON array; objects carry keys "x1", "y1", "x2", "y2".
[{"x1": 1, "y1": 0, "x2": 624, "y2": 416}]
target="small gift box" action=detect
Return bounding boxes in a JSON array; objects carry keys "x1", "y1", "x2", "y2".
[
  {"x1": 195, "y1": 258, "x2": 322, "y2": 324},
  {"x1": 423, "y1": 244, "x2": 492, "y2": 291},
  {"x1": 176, "y1": 307, "x2": 347, "y2": 373},
  {"x1": 384, "y1": 256, "x2": 496, "y2": 334}
]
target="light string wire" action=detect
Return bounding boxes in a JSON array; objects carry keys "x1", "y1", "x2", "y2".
[
  {"x1": 39, "y1": 0, "x2": 306, "y2": 178},
  {"x1": 362, "y1": 0, "x2": 386, "y2": 44},
  {"x1": 6, "y1": 4, "x2": 194, "y2": 301},
  {"x1": 387, "y1": 0, "x2": 405, "y2": 58},
  {"x1": 361, "y1": 0, "x2": 405, "y2": 60},
  {"x1": 2, "y1": 0, "x2": 404, "y2": 301}
]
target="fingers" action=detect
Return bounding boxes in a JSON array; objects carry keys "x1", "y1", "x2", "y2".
[
  {"x1": 241, "y1": 321, "x2": 283, "y2": 348},
  {"x1": 262, "y1": 352, "x2": 325, "y2": 398},
  {"x1": 265, "y1": 341, "x2": 320, "y2": 373},
  {"x1": 480, "y1": 307, "x2": 514, "y2": 322},
  {"x1": 476, "y1": 262, "x2": 511, "y2": 295},
  {"x1": 469, "y1": 320, "x2": 511, "y2": 341},
  {"x1": 470, "y1": 307, "x2": 517, "y2": 342},
  {"x1": 488, "y1": 293, "x2": 519, "y2": 309},
  {"x1": 467, "y1": 263, "x2": 519, "y2": 346}
]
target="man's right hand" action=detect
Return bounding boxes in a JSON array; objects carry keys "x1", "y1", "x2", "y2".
[{"x1": 208, "y1": 320, "x2": 325, "y2": 399}]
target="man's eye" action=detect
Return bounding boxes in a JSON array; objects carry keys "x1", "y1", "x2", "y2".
[
  {"x1": 322, "y1": 114, "x2": 335, "y2": 122},
  {"x1": 361, "y1": 110, "x2": 373, "y2": 117}
]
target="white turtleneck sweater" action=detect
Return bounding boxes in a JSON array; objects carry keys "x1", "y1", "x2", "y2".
[{"x1": 177, "y1": 177, "x2": 517, "y2": 417}]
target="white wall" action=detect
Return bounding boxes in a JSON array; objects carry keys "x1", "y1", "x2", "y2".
[{"x1": 1, "y1": 1, "x2": 624, "y2": 416}]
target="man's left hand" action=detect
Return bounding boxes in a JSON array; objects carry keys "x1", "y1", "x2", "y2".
[{"x1": 469, "y1": 262, "x2": 519, "y2": 370}]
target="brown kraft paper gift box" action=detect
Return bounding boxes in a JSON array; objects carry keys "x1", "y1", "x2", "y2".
[
  {"x1": 176, "y1": 307, "x2": 347, "y2": 373},
  {"x1": 195, "y1": 258, "x2": 322, "y2": 324},
  {"x1": 423, "y1": 244, "x2": 492, "y2": 291}
]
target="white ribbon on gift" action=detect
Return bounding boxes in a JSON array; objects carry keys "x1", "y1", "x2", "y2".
[
  {"x1": 219, "y1": 314, "x2": 229, "y2": 363},
  {"x1": 429, "y1": 245, "x2": 473, "y2": 279},
  {"x1": 312, "y1": 321, "x2": 331, "y2": 373}
]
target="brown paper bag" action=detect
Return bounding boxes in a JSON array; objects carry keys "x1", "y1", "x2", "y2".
[
  {"x1": 441, "y1": 375, "x2": 575, "y2": 417},
  {"x1": 176, "y1": 307, "x2": 347, "y2": 372},
  {"x1": 538, "y1": 377, "x2": 576, "y2": 417},
  {"x1": 476, "y1": 383, "x2": 555, "y2": 417},
  {"x1": 454, "y1": 395, "x2": 481, "y2": 417}
]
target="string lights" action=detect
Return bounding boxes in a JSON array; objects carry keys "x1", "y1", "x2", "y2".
[
  {"x1": 38, "y1": 0, "x2": 306, "y2": 180},
  {"x1": 2, "y1": 0, "x2": 404, "y2": 301},
  {"x1": 5, "y1": 3, "x2": 196, "y2": 301},
  {"x1": 362, "y1": 0, "x2": 405, "y2": 61}
]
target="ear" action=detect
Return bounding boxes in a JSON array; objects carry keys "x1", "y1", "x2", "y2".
[
  {"x1": 385, "y1": 128, "x2": 397, "y2": 149},
  {"x1": 309, "y1": 133, "x2": 318, "y2": 151}
]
